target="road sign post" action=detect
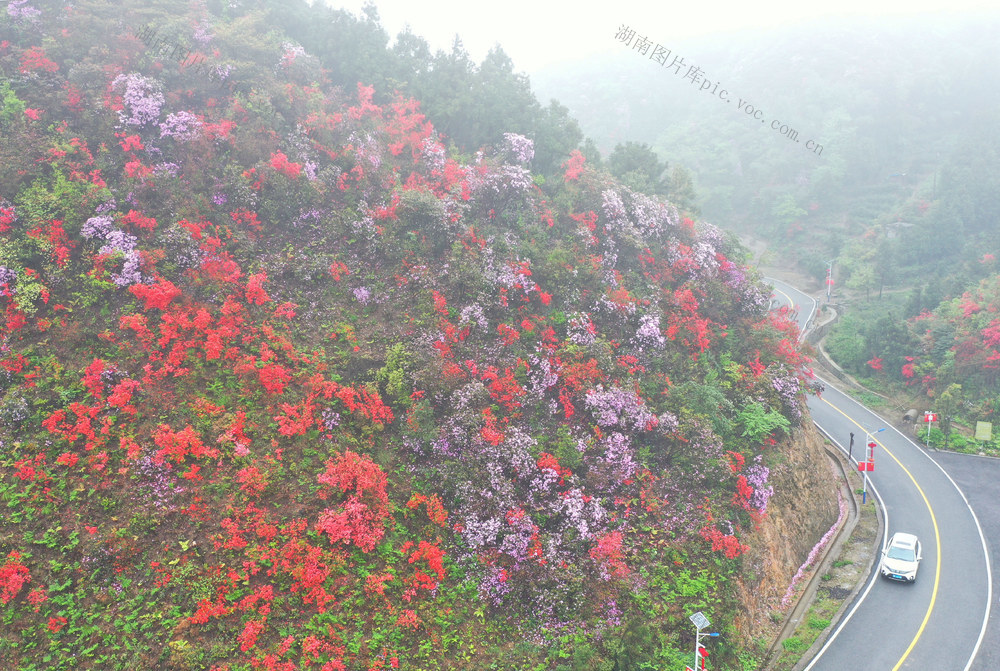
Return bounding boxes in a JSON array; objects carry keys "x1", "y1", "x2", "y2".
[
  {"x1": 859, "y1": 429, "x2": 885, "y2": 504},
  {"x1": 923, "y1": 411, "x2": 937, "y2": 448}
]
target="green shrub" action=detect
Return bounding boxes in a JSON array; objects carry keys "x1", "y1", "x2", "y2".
[
  {"x1": 808, "y1": 617, "x2": 831, "y2": 630},
  {"x1": 782, "y1": 637, "x2": 807, "y2": 653}
]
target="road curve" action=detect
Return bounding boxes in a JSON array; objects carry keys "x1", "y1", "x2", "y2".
[{"x1": 769, "y1": 278, "x2": 991, "y2": 671}]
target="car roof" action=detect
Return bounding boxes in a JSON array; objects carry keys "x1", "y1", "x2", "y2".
[{"x1": 889, "y1": 532, "x2": 919, "y2": 547}]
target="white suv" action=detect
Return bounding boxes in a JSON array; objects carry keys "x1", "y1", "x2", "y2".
[{"x1": 879, "y1": 532, "x2": 922, "y2": 583}]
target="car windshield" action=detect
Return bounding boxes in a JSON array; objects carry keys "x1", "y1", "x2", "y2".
[{"x1": 887, "y1": 545, "x2": 915, "y2": 561}]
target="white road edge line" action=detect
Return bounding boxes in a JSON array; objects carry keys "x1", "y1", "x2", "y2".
[
  {"x1": 800, "y1": 424, "x2": 888, "y2": 671},
  {"x1": 813, "y1": 379, "x2": 992, "y2": 671},
  {"x1": 770, "y1": 276, "x2": 991, "y2": 671},
  {"x1": 896, "y1": 433, "x2": 993, "y2": 671}
]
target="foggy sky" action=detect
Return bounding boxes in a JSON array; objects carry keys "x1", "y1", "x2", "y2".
[{"x1": 327, "y1": 0, "x2": 997, "y2": 74}]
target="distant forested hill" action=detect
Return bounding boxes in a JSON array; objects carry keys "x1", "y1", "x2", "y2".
[
  {"x1": 532, "y1": 13, "x2": 1000, "y2": 289},
  {"x1": 534, "y1": 13, "x2": 1000, "y2": 431}
]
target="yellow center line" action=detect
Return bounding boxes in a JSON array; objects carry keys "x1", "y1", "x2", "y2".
[
  {"x1": 820, "y1": 396, "x2": 941, "y2": 669},
  {"x1": 771, "y1": 286, "x2": 793, "y2": 308}
]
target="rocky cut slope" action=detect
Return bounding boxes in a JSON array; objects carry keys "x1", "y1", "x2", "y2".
[{"x1": 0, "y1": 1, "x2": 836, "y2": 669}]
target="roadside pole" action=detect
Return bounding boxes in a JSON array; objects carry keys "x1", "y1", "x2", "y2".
[
  {"x1": 689, "y1": 611, "x2": 718, "y2": 670},
  {"x1": 923, "y1": 411, "x2": 937, "y2": 448},
  {"x1": 858, "y1": 429, "x2": 884, "y2": 504}
]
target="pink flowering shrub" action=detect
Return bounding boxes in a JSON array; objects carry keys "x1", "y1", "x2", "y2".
[{"x1": 315, "y1": 451, "x2": 391, "y2": 552}]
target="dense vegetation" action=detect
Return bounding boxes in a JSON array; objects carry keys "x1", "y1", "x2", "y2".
[
  {"x1": 825, "y1": 274, "x2": 1000, "y2": 451},
  {"x1": 0, "y1": 1, "x2": 820, "y2": 669},
  {"x1": 253, "y1": 0, "x2": 584, "y2": 178},
  {"x1": 534, "y1": 12, "x2": 1000, "y2": 442}
]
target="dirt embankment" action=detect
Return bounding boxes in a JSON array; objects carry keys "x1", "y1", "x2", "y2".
[
  {"x1": 728, "y1": 236, "x2": 846, "y2": 645},
  {"x1": 733, "y1": 424, "x2": 841, "y2": 644}
]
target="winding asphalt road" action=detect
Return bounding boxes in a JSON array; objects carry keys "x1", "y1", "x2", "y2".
[{"x1": 769, "y1": 278, "x2": 993, "y2": 670}]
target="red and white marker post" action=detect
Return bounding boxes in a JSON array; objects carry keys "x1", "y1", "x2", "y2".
[{"x1": 923, "y1": 411, "x2": 938, "y2": 448}]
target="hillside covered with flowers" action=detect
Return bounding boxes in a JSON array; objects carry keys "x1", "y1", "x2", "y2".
[{"x1": 0, "y1": 1, "x2": 830, "y2": 669}]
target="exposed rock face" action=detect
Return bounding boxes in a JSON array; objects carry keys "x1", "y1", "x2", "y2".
[{"x1": 733, "y1": 422, "x2": 840, "y2": 642}]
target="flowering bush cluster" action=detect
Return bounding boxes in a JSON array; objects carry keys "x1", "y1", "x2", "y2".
[
  {"x1": 845, "y1": 273, "x2": 1000, "y2": 430},
  {"x1": 6, "y1": 0, "x2": 41, "y2": 25},
  {"x1": 159, "y1": 110, "x2": 203, "y2": 142},
  {"x1": 0, "y1": 5, "x2": 818, "y2": 670},
  {"x1": 111, "y1": 73, "x2": 164, "y2": 127}
]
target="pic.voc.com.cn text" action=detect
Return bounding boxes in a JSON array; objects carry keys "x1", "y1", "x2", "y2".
[{"x1": 614, "y1": 25, "x2": 824, "y2": 157}]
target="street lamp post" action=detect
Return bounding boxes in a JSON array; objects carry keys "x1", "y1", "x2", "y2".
[{"x1": 689, "y1": 611, "x2": 718, "y2": 670}]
